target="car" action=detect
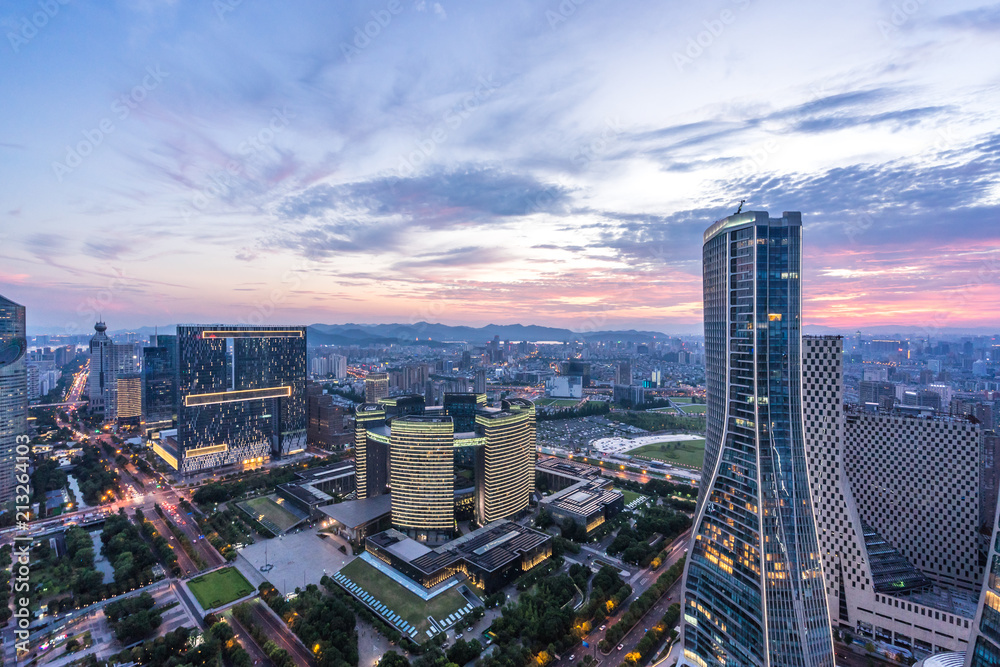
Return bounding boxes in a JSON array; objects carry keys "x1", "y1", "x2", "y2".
[
  {"x1": 569, "y1": 656, "x2": 575, "y2": 661},
  {"x1": 617, "y1": 644, "x2": 625, "y2": 651},
  {"x1": 599, "y1": 625, "x2": 606, "y2": 631}
]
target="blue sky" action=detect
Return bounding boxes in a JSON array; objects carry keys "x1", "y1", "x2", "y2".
[{"x1": 2, "y1": 0, "x2": 999, "y2": 333}]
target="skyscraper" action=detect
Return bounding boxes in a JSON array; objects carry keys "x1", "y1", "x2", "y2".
[
  {"x1": 171, "y1": 325, "x2": 306, "y2": 474},
  {"x1": 365, "y1": 372, "x2": 389, "y2": 403},
  {"x1": 389, "y1": 415, "x2": 455, "y2": 541},
  {"x1": 87, "y1": 321, "x2": 140, "y2": 420},
  {"x1": 142, "y1": 334, "x2": 177, "y2": 432},
  {"x1": 0, "y1": 294, "x2": 27, "y2": 504},
  {"x1": 679, "y1": 211, "x2": 834, "y2": 667}
]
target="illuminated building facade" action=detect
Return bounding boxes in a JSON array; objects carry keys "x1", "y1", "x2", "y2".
[
  {"x1": 389, "y1": 415, "x2": 455, "y2": 541},
  {"x1": 354, "y1": 394, "x2": 536, "y2": 541},
  {"x1": 116, "y1": 374, "x2": 142, "y2": 426},
  {"x1": 680, "y1": 212, "x2": 834, "y2": 667},
  {"x1": 476, "y1": 409, "x2": 532, "y2": 524},
  {"x1": 175, "y1": 325, "x2": 306, "y2": 474},
  {"x1": 0, "y1": 294, "x2": 27, "y2": 504},
  {"x1": 365, "y1": 372, "x2": 389, "y2": 403}
]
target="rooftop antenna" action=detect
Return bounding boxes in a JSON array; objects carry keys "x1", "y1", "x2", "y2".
[{"x1": 735, "y1": 199, "x2": 746, "y2": 215}]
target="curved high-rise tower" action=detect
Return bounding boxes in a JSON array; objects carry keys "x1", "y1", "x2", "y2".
[
  {"x1": 679, "y1": 211, "x2": 834, "y2": 667},
  {"x1": 389, "y1": 415, "x2": 455, "y2": 540}
]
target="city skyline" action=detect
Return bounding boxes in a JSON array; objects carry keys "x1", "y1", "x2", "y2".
[{"x1": 2, "y1": 1, "x2": 1000, "y2": 331}]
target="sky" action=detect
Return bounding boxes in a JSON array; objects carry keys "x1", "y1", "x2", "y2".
[{"x1": 2, "y1": 0, "x2": 1000, "y2": 335}]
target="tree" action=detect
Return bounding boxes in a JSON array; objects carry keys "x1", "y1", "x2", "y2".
[{"x1": 379, "y1": 652, "x2": 410, "y2": 667}]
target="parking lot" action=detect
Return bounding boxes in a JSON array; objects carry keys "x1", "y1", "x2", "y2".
[{"x1": 537, "y1": 416, "x2": 647, "y2": 450}]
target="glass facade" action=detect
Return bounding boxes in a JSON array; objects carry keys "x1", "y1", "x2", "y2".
[
  {"x1": 681, "y1": 212, "x2": 834, "y2": 667},
  {"x1": 476, "y1": 410, "x2": 531, "y2": 524},
  {"x1": 0, "y1": 295, "x2": 27, "y2": 504},
  {"x1": 142, "y1": 335, "x2": 177, "y2": 429},
  {"x1": 176, "y1": 325, "x2": 306, "y2": 474},
  {"x1": 968, "y1": 494, "x2": 1000, "y2": 666},
  {"x1": 390, "y1": 415, "x2": 455, "y2": 539}
]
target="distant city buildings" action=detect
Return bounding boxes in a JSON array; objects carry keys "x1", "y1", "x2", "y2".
[
  {"x1": 680, "y1": 211, "x2": 834, "y2": 666},
  {"x1": 0, "y1": 294, "x2": 27, "y2": 504}
]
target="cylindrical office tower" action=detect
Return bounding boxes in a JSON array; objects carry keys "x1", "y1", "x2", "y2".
[
  {"x1": 502, "y1": 398, "x2": 537, "y2": 497},
  {"x1": 476, "y1": 410, "x2": 531, "y2": 525},
  {"x1": 390, "y1": 415, "x2": 455, "y2": 540}
]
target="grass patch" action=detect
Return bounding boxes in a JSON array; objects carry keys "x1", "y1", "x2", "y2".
[
  {"x1": 237, "y1": 495, "x2": 303, "y2": 533},
  {"x1": 669, "y1": 397, "x2": 694, "y2": 404},
  {"x1": 187, "y1": 567, "x2": 255, "y2": 610},
  {"x1": 337, "y1": 558, "x2": 469, "y2": 634},
  {"x1": 535, "y1": 398, "x2": 581, "y2": 407},
  {"x1": 629, "y1": 439, "x2": 706, "y2": 468},
  {"x1": 619, "y1": 489, "x2": 647, "y2": 506},
  {"x1": 679, "y1": 404, "x2": 707, "y2": 414}
]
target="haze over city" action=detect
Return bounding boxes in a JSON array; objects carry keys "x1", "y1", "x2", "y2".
[{"x1": 3, "y1": 1, "x2": 1000, "y2": 332}]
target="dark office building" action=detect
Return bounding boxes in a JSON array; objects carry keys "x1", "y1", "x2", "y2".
[
  {"x1": 142, "y1": 335, "x2": 177, "y2": 432},
  {"x1": 380, "y1": 394, "x2": 426, "y2": 420},
  {"x1": 859, "y1": 380, "x2": 896, "y2": 408},
  {"x1": 558, "y1": 360, "x2": 591, "y2": 387},
  {"x1": 443, "y1": 392, "x2": 486, "y2": 432},
  {"x1": 171, "y1": 325, "x2": 307, "y2": 474},
  {"x1": 306, "y1": 383, "x2": 353, "y2": 449},
  {"x1": 0, "y1": 294, "x2": 27, "y2": 504}
]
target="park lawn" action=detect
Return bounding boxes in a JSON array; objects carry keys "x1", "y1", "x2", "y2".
[
  {"x1": 629, "y1": 439, "x2": 706, "y2": 469},
  {"x1": 239, "y1": 495, "x2": 303, "y2": 533},
  {"x1": 680, "y1": 404, "x2": 707, "y2": 414},
  {"x1": 619, "y1": 489, "x2": 647, "y2": 506},
  {"x1": 648, "y1": 406, "x2": 678, "y2": 414},
  {"x1": 536, "y1": 398, "x2": 581, "y2": 407},
  {"x1": 337, "y1": 558, "x2": 468, "y2": 634},
  {"x1": 669, "y1": 397, "x2": 694, "y2": 404},
  {"x1": 187, "y1": 567, "x2": 255, "y2": 610}
]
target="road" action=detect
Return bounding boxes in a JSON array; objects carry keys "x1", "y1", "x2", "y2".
[
  {"x1": 557, "y1": 528, "x2": 691, "y2": 666},
  {"x1": 223, "y1": 608, "x2": 273, "y2": 666},
  {"x1": 247, "y1": 599, "x2": 316, "y2": 667}
]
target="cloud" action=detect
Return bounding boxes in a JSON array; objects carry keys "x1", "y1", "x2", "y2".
[
  {"x1": 277, "y1": 164, "x2": 573, "y2": 224},
  {"x1": 938, "y1": 4, "x2": 1000, "y2": 31}
]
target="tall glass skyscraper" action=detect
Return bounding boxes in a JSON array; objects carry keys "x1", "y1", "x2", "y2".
[
  {"x1": 174, "y1": 325, "x2": 306, "y2": 474},
  {"x1": 680, "y1": 212, "x2": 834, "y2": 667},
  {"x1": 0, "y1": 294, "x2": 27, "y2": 504}
]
